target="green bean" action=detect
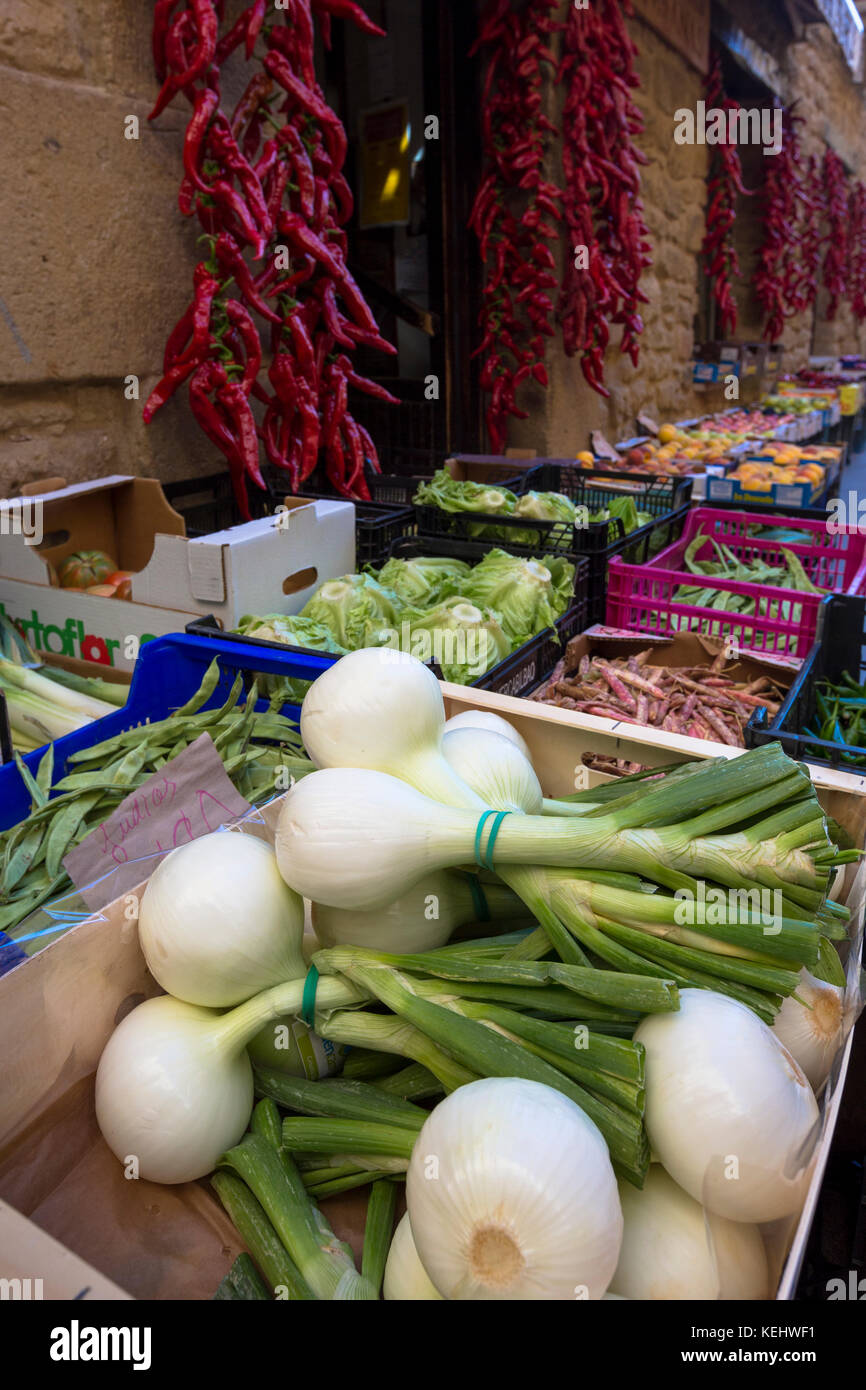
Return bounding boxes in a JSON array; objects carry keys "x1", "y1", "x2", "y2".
[
  {"x1": 44, "y1": 792, "x2": 102, "y2": 880},
  {"x1": 3, "y1": 822, "x2": 46, "y2": 894},
  {"x1": 14, "y1": 753, "x2": 48, "y2": 810},
  {"x1": 36, "y1": 745, "x2": 54, "y2": 796},
  {"x1": 112, "y1": 742, "x2": 154, "y2": 785},
  {"x1": 174, "y1": 658, "x2": 220, "y2": 716}
]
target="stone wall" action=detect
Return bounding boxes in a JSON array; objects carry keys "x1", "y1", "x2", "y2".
[
  {"x1": 0, "y1": 2, "x2": 252, "y2": 498},
  {"x1": 1, "y1": 4, "x2": 864, "y2": 492}
]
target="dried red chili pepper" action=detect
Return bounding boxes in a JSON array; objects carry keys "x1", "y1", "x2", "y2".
[
  {"x1": 150, "y1": 0, "x2": 218, "y2": 120},
  {"x1": 189, "y1": 362, "x2": 252, "y2": 520},
  {"x1": 469, "y1": 0, "x2": 561, "y2": 449},
  {"x1": 848, "y1": 182, "x2": 866, "y2": 324},
  {"x1": 311, "y1": 0, "x2": 386, "y2": 38},
  {"x1": 821, "y1": 148, "x2": 850, "y2": 321},
  {"x1": 701, "y1": 55, "x2": 754, "y2": 340},
  {"x1": 147, "y1": 0, "x2": 394, "y2": 503},
  {"x1": 218, "y1": 379, "x2": 266, "y2": 490},
  {"x1": 183, "y1": 87, "x2": 220, "y2": 194},
  {"x1": 223, "y1": 299, "x2": 262, "y2": 395},
  {"x1": 557, "y1": 0, "x2": 651, "y2": 392}
]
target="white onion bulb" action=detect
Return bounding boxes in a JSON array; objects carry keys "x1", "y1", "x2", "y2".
[
  {"x1": 772, "y1": 969, "x2": 845, "y2": 1092},
  {"x1": 312, "y1": 870, "x2": 525, "y2": 954},
  {"x1": 444, "y1": 710, "x2": 531, "y2": 761},
  {"x1": 609, "y1": 1165, "x2": 769, "y2": 1301},
  {"x1": 301, "y1": 648, "x2": 444, "y2": 774},
  {"x1": 383, "y1": 1214, "x2": 444, "y2": 1301},
  {"x1": 95, "y1": 995, "x2": 254, "y2": 1185},
  {"x1": 636, "y1": 990, "x2": 820, "y2": 1223},
  {"x1": 442, "y1": 727, "x2": 543, "y2": 814},
  {"x1": 139, "y1": 832, "x2": 306, "y2": 1006},
  {"x1": 406, "y1": 1077, "x2": 622, "y2": 1300}
]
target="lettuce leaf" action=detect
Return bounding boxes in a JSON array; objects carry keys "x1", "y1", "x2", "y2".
[
  {"x1": 462, "y1": 550, "x2": 575, "y2": 644},
  {"x1": 374, "y1": 555, "x2": 472, "y2": 607},
  {"x1": 413, "y1": 468, "x2": 518, "y2": 516},
  {"x1": 401, "y1": 596, "x2": 511, "y2": 684},
  {"x1": 300, "y1": 574, "x2": 404, "y2": 649},
  {"x1": 235, "y1": 613, "x2": 348, "y2": 653}
]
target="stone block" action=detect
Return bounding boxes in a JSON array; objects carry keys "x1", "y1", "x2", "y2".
[{"x1": 0, "y1": 66, "x2": 193, "y2": 386}]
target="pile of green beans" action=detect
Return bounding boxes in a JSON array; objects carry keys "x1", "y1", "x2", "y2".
[
  {"x1": 808, "y1": 672, "x2": 866, "y2": 765},
  {"x1": 0, "y1": 659, "x2": 313, "y2": 936}
]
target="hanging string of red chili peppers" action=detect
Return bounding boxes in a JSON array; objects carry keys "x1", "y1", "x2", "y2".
[
  {"x1": 821, "y1": 148, "x2": 850, "y2": 322},
  {"x1": 701, "y1": 55, "x2": 751, "y2": 340},
  {"x1": 753, "y1": 105, "x2": 813, "y2": 341},
  {"x1": 143, "y1": 0, "x2": 395, "y2": 520},
  {"x1": 558, "y1": 0, "x2": 651, "y2": 398},
  {"x1": 797, "y1": 155, "x2": 823, "y2": 314},
  {"x1": 468, "y1": 0, "x2": 561, "y2": 452},
  {"x1": 848, "y1": 182, "x2": 866, "y2": 325}
]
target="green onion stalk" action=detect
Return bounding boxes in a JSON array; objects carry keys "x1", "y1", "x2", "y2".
[
  {"x1": 313, "y1": 1009, "x2": 480, "y2": 1093},
  {"x1": 219, "y1": 1133, "x2": 377, "y2": 1299},
  {"x1": 313, "y1": 946, "x2": 652, "y2": 1188},
  {"x1": 393, "y1": 735, "x2": 849, "y2": 1005}
]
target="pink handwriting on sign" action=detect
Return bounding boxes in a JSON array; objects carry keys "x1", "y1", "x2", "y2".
[
  {"x1": 98, "y1": 778, "x2": 178, "y2": 866},
  {"x1": 198, "y1": 790, "x2": 248, "y2": 832},
  {"x1": 154, "y1": 790, "x2": 252, "y2": 853}
]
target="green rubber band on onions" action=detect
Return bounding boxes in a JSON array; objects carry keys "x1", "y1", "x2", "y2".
[{"x1": 301, "y1": 966, "x2": 320, "y2": 1029}]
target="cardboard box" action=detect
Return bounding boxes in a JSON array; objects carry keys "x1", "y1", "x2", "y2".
[
  {"x1": 0, "y1": 695, "x2": 861, "y2": 1300},
  {"x1": 706, "y1": 475, "x2": 823, "y2": 509},
  {"x1": 0, "y1": 477, "x2": 355, "y2": 672}
]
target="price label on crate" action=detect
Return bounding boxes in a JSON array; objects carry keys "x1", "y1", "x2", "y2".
[{"x1": 64, "y1": 734, "x2": 252, "y2": 909}]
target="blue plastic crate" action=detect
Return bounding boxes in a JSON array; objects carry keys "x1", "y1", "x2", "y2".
[{"x1": 0, "y1": 632, "x2": 337, "y2": 833}]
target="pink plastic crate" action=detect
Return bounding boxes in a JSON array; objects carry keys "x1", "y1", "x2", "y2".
[
  {"x1": 606, "y1": 506, "x2": 866, "y2": 659},
  {"x1": 646, "y1": 506, "x2": 866, "y2": 596},
  {"x1": 606, "y1": 562, "x2": 826, "y2": 659}
]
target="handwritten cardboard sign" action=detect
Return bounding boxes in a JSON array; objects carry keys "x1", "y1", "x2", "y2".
[
  {"x1": 637, "y1": 412, "x2": 660, "y2": 436},
  {"x1": 591, "y1": 431, "x2": 620, "y2": 462},
  {"x1": 64, "y1": 734, "x2": 253, "y2": 909}
]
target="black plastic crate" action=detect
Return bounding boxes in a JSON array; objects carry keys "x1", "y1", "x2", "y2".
[
  {"x1": 162, "y1": 471, "x2": 256, "y2": 536},
  {"x1": 470, "y1": 604, "x2": 587, "y2": 699},
  {"x1": 369, "y1": 458, "x2": 528, "y2": 509},
  {"x1": 185, "y1": 614, "x2": 343, "y2": 673},
  {"x1": 369, "y1": 474, "x2": 434, "y2": 507},
  {"x1": 0, "y1": 692, "x2": 13, "y2": 765},
  {"x1": 746, "y1": 594, "x2": 866, "y2": 770},
  {"x1": 414, "y1": 462, "x2": 691, "y2": 623},
  {"x1": 186, "y1": 535, "x2": 590, "y2": 698},
  {"x1": 260, "y1": 468, "x2": 416, "y2": 567}
]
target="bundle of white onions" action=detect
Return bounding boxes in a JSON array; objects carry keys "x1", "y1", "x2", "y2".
[{"x1": 89, "y1": 645, "x2": 855, "y2": 1303}]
